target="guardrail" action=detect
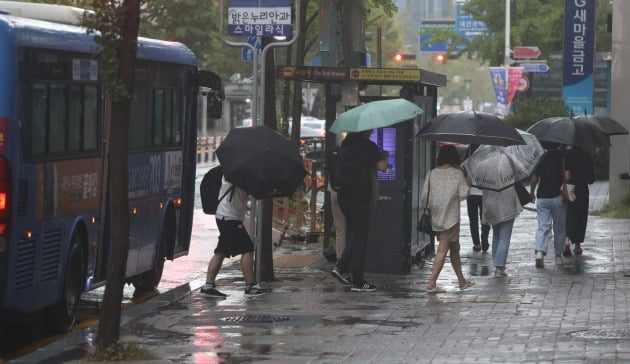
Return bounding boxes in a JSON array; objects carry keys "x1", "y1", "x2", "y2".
[{"x1": 196, "y1": 136, "x2": 224, "y2": 163}]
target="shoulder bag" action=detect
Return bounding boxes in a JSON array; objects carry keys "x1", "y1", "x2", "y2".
[
  {"x1": 561, "y1": 156, "x2": 576, "y2": 202},
  {"x1": 418, "y1": 171, "x2": 434, "y2": 234}
]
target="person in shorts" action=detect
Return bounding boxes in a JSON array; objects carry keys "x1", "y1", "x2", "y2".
[
  {"x1": 423, "y1": 145, "x2": 474, "y2": 293},
  {"x1": 200, "y1": 177, "x2": 268, "y2": 297}
]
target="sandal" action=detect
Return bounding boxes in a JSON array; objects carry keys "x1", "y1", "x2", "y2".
[
  {"x1": 426, "y1": 286, "x2": 445, "y2": 294},
  {"x1": 574, "y1": 246, "x2": 583, "y2": 255},
  {"x1": 459, "y1": 280, "x2": 475, "y2": 291}
]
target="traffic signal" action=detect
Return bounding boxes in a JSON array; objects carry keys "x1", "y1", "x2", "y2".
[
  {"x1": 433, "y1": 53, "x2": 446, "y2": 64},
  {"x1": 392, "y1": 52, "x2": 416, "y2": 62}
]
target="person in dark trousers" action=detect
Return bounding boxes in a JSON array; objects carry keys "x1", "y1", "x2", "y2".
[
  {"x1": 530, "y1": 143, "x2": 570, "y2": 268},
  {"x1": 564, "y1": 146, "x2": 595, "y2": 256},
  {"x1": 200, "y1": 177, "x2": 268, "y2": 297},
  {"x1": 330, "y1": 130, "x2": 388, "y2": 292},
  {"x1": 465, "y1": 145, "x2": 490, "y2": 252}
]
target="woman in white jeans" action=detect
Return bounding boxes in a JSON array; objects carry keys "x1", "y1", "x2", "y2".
[{"x1": 482, "y1": 186, "x2": 522, "y2": 276}]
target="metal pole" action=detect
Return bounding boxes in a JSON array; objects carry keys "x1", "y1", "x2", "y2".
[
  {"x1": 254, "y1": 2, "x2": 302, "y2": 284},
  {"x1": 504, "y1": 0, "x2": 511, "y2": 115}
]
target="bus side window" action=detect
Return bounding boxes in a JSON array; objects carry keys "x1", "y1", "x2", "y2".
[
  {"x1": 31, "y1": 84, "x2": 47, "y2": 155},
  {"x1": 48, "y1": 84, "x2": 66, "y2": 153}
]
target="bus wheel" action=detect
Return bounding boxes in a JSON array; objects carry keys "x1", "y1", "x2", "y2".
[
  {"x1": 47, "y1": 233, "x2": 85, "y2": 332},
  {"x1": 132, "y1": 222, "x2": 170, "y2": 296}
]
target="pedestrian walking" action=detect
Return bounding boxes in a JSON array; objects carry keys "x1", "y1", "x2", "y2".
[
  {"x1": 529, "y1": 143, "x2": 570, "y2": 268},
  {"x1": 563, "y1": 146, "x2": 595, "y2": 256},
  {"x1": 423, "y1": 145, "x2": 474, "y2": 293},
  {"x1": 199, "y1": 177, "x2": 268, "y2": 297},
  {"x1": 467, "y1": 185, "x2": 491, "y2": 252},
  {"x1": 482, "y1": 186, "x2": 522, "y2": 276},
  {"x1": 330, "y1": 130, "x2": 389, "y2": 292}
]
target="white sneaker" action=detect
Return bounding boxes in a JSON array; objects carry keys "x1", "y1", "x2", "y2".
[{"x1": 535, "y1": 251, "x2": 544, "y2": 268}]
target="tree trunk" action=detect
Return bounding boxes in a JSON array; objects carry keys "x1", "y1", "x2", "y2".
[{"x1": 96, "y1": 0, "x2": 140, "y2": 351}]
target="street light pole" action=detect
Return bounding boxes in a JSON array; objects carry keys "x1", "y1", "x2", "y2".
[{"x1": 504, "y1": 0, "x2": 510, "y2": 115}]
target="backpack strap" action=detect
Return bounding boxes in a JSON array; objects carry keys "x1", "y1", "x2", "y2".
[{"x1": 218, "y1": 185, "x2": 235, "y2": 205}]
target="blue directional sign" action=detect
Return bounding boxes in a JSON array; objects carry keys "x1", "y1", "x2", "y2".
[
  {"x1": 241, "y1": 35, "x2": 261, "y2": 62},
  {"x1": 455, "y1": 1, "x2": 487, "y2": 40},
  {"x1": 521, "y1": 63, "x2": 549, "y2": 73},
  {"x1": 228, "y1": 0, "x2": 292, "y2": 37}
]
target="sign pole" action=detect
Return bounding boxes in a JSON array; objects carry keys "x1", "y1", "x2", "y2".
[
  {"x1": 255, "y1": 3, "x2": 301, "y2": 284},
  {"x1": 504, "y1": 0, "x2": 511, "y2": 115}
]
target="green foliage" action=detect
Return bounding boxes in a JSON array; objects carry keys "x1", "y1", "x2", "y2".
[
  {"x1": 83, "y1": 0, "x2": 130, "y2": 102},
  {"x1": 592, "y1": 193, "x2": 630, "y2": 219},
  {"x1": 505, "y1": 98, "x2": 569, "y2": 131},
  {"x1": 87, "y1": 340, "x2": 156, "y2": 361}
]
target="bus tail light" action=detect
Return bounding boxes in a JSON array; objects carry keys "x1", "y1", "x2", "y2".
[{"x1": 0, "y1": 156, "x2": 10, "y2": 233}]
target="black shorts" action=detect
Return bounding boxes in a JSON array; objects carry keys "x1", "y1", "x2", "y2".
[{"x1": 215, "y1": 218, "x2": 255, "y2": 258}]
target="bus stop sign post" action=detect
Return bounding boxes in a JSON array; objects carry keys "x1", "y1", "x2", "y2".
[{"x1": 220, "y1": 0, "x2": 301, "y2": 284}]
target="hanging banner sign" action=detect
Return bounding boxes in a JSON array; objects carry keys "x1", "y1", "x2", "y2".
[
  {"x1": 489, "y1": 67, "x2": 507, "y2": 106},
  {"x1": 562, "y1": 0, "x2": 595, "y2": 115},
  {"x1": 507, "y1": 67, "x2": 524, "y2": 104},
  {"x1": 228, "y1": 0, "x2": 292, "y2": 37}
]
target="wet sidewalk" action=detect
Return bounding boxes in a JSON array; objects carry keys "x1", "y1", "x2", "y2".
[{"x1": 12, "y1": 181, "x2": 630, "y2": 363}]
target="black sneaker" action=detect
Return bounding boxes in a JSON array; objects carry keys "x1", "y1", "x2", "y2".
[
  {"x1": 200, "y1": 283, "x2": 227, "y2": 297},
  {"x1": 331, "y1": 267, "x2": 352, "y2": 286},
  {"x1": 244, "y1": 283, "x2": 269, "y2": 296},
  {"x1": 350, "y1": 282, "x2": 376, "y2": 292}
]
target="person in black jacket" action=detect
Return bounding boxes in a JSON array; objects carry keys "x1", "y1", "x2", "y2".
[
  {"x1": 563, "y1": 146, "x2": 595, "y2": 256},
  {"x1": 330, "y1": 130, "x2": 388, "y2": 292}
]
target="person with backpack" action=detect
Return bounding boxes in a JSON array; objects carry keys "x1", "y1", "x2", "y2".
[
  {"x1": 199, "y1": 174, "x2": 268, "y2": 297},
  {"x1": 329, "y1": 130, "x2": 389, "y2": 292}
]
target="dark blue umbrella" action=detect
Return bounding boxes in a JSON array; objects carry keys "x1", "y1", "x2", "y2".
[{"x1": 527, "y1": 116, "x2": 610, "y2": 147}]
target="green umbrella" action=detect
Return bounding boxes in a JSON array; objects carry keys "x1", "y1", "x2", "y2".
[{"x1": 328, "y1": 98, "x2": 423, "y2": 134}]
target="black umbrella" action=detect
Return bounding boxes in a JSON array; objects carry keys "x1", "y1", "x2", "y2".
[
  {"x1": 573, "y1": 115, "x2": 628, "y2": 136},
  {"x1": 526, "y1": 116, "x2": 610, "y2": 147},
  {"x1": 418, "y1": 111, "x2": 526, "y2": 146},
  {"x1": 216, "y1": 126, "x2": 307, "y2": 199}
]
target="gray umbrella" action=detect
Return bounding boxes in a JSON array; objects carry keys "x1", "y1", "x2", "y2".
[
  {"x1": 462, "y1": 130, "x2": 545, "y2": 191},
  {"x1": 526, "y1": 116, "x2": 610, "y2": 147}
]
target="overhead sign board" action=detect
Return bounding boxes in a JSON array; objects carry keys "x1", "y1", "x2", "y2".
[
  {"x1": 228, "y1": 0, "x2": 291, "y2": 37},
  {"x1": 512, "y1": 46, "x2": 541, "y2": 59},
  {"x1": 276, "y1": 66, "x2": 423, "y2": 83},
  {"x1": 455, "y1": 1, "x2": 487, "y2": 39},
  {"x1": 349, "y1": 68, "x2": 421, "y2": 82},
  {"x1": 521, "y1": 62, "x2": 549, "y2": 73}
]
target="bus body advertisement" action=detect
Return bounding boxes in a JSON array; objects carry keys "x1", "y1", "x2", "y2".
[{"x1": 0, "y1": 4, "x2": 220, "y2": 331}]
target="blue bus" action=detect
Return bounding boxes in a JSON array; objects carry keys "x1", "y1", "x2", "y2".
[{"x1": 0, "y1": 4, "x2": 221, "y2": 331}]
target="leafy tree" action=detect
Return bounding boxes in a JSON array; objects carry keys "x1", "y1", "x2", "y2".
[
  {"x1": 505, "y1": 98, "x2": 569, "y2": 131},
  {"x1": 140, "y1": 0, "x2": 250, "y2": 81}
]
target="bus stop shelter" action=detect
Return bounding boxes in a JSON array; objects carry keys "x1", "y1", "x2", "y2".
[{"x1": 277, "y1": 66, "x2": 447, "y2": 274}]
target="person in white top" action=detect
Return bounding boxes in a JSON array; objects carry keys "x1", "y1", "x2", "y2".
[
  {"x1": 422, "y1": 145, "x2": 474, "y2": 293},
  {"x1": 199, "y1": 177, "x2": 268, "y2": 297}
]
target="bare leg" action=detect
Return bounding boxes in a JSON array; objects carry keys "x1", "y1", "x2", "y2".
[
  {"x1": 448, "y1": 242, "x2": 468, "y2": 287},
  {"x1": 240, "y1": 251, "x2": 255, "y2": 285},
  {"x1": 206, "y1": 253, "x2": 225, "y2": 284},
  {"x1": 427, "y1": 239, "x2": 449, "y2": 290}
]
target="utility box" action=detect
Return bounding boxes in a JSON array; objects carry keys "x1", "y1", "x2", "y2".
[{"x1": 364, "y1": 94, "x2": 436, "y2": 274}]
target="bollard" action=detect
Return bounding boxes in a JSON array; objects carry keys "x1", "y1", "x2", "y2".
[
  {"x1": 197, "y1": 145, "x2": 201, "y2": 163},
  {"x1": 205, "y1": 145, "x2": 209, "y2": 162}
]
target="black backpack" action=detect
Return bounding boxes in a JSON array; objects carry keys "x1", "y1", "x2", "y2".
[
  {"x1": 200, "y1": 166, "x2": 234, "y2": 214},
  {"x1": 327, "y1": 146, "x2": 357, "y2": 192}
]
